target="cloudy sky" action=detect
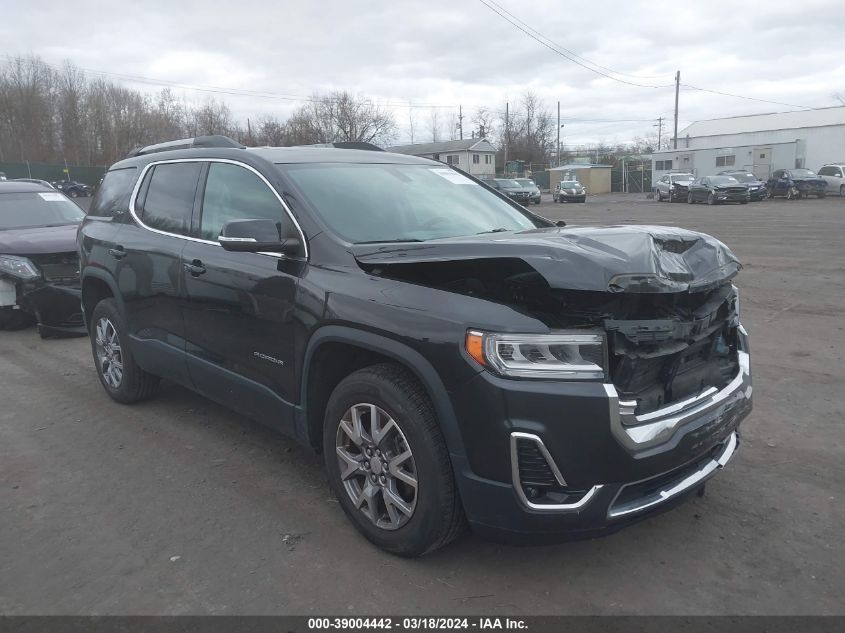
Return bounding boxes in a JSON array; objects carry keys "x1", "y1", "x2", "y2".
[{"x1": 3, "y1": 0, "x2": 845, "y2": 146}]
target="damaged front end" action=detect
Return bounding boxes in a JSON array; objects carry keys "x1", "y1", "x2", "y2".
[
  {"x1": 0, "y1": 252, "x2": 85, "y2": 338},
  {"x1": 355, "y1": 225, "x2": 751, "y2": 453}
]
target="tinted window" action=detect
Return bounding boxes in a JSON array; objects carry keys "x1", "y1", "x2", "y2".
[
  {"x1": 88, "y1": 167, "x2": 137, "y2": 217},
  {"x1": 139, "y1": 163, "x2": 201, "y2": 235},
  {"x1": 200, "y1": 162, "x2": 287, "y2": 241},
  {"x1": 0, "y1": 192, "x2": 85, "y2": 229},
  {"x1": 282, "y1": 163, "x2": 538, "y2": 243}
]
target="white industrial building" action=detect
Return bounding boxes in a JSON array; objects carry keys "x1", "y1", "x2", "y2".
[{"x1": 652, "y1": 106, "x2": 845, "y2": 181}]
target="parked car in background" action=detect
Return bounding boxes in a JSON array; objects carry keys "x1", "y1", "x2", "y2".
[
  {"x1": 654, "y1": 172, "x2": 694, "y2": 202},
  {"x1": 687, "y1": 175, "x2": 749, "y2": 205},
  {"x1": 0, "y1": 182, "x2": 86, "y2": 336},
  {"x1": 514, "y1": 178, "x2": 541, "y2": 204},
  {"x1": 489, "y1": 178, "x2": 533, "y2": 205},
  {"x1": 766, "y1": 169, "x2": 826, "y2": 199},
  {"x1": 77, "y1": 136, "x2": 751, "y2": 556},
  {"x1": 0, "y1": 172, "x2": 7, "y2": 181},
  {"x1": 553, "y1": 179, "x2": 586, "y2": 203},
  {"x1": 13, "y1": 178, "x2": 55, "y2": 189},
  {"x1": 51, "y1": 180, "x2": 92, "y2": 198},
  {"x1": 716, "y1": 170, "x2": 767, "y2": 201},
  {"x1": 818, "y1": 164, "x2": 845, "y2": 197}
]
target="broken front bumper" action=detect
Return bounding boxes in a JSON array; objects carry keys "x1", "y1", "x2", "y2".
[
  {"x1": 2, "y1": 277, "x2": 86, "y2": 337},
  {"x1": 450, "y1": 328, "x2": 752, "y2": 541}
]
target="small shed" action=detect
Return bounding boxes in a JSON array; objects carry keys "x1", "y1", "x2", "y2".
[{"x1": 547, "y1": 164, "x2": 612, "y2": 194}]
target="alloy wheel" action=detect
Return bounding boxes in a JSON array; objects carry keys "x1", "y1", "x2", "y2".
[
  {"x1": 95, "y1": 317, "x2": 123, "y2": 388},
  {"x1": 335, "y1": 403, "x2": 418, "y2": 530}
]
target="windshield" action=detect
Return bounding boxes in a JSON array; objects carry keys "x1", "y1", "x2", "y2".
[
  {"x1": 790, "y1": 169, "x2": 817, "y2": 177},
  {"x1": 710, "y1": 176, "x2": 740, "y2": 185},
  {"x1": 670, "y1": 175, "x2": 693, "y2": 183},
  {"x1": 495, "y1": 179, "x2": 522, "y2": 188},
  {"x1": 281, "y1": 163, "x2": 539, "y2": 243},
  {"x1": 0, "y1": 192, "x2": 85, "y2": 230},
  {"x1": 560, "y1": 181, "x2": 580, "y2": 187},
  {"x1": 515, "y1": 179, "x2": 536, "y2": 187},
  {"x1": 725, "y1": 173, "x2": 755, "y2": 183}
]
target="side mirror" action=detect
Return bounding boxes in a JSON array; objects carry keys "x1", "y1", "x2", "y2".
[{"x1": 218, "y1": 218, "x2": 301, "y2": 255}]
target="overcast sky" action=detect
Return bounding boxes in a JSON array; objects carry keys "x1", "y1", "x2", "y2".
[{"x1": 3, "y1": 0, "x2": 845, "y2": 146}]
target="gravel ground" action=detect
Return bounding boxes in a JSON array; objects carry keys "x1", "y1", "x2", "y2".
[{"x1": 1, "y1": 193, "x2": 843, "y2": 615}]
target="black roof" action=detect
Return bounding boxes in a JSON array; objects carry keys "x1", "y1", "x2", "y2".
[
  {"x1": 111, "y1": 146, "x2": 438, "y2": 171},
  {"x1": 0, "y1": 181, "x2": 56, "y2": 194}
]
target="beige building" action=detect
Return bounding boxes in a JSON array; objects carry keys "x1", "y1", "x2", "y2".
[
  {"x1": 548, "y1": 164, "x2": 612, "y2": 194},
  {"x1": 387, "y1": 138, "x2": 497, "y2": 178}
]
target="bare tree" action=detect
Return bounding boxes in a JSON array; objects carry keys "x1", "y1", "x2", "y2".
[{"x1": 472, "y1": 107, "x2": 495, "y2": 139}]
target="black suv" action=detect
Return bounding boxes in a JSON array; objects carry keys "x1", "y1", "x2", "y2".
[
  {"x1": 78, "y1": 136, "x2": 752, "y2": 556},
  {"x1": 52, "y1": 180, "x2": 93, "y2": 198}
]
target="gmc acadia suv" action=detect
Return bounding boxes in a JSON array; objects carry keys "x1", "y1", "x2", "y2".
[{"x1": 77, "y1": 135, "x2": 753, "y2": 556}]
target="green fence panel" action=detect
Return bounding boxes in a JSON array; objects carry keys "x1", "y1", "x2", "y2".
[{"x1": 0, "y1": 162, "x2": 106, "y2": 186}]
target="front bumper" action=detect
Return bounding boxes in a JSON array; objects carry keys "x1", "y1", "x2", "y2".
[
  {"x1": 559, "y1": 193, "x2": 586, "y2": 202},
  {"x1": 450, "y1": 331, "x2": 752, "y2": 541},
  {"x1": 6, "y1": 278, "x2": 86, "y2": 337}
]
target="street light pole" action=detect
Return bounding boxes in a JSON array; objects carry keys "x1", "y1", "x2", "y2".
[{"x1": 556, "y1": 101, "x2": 560, "y2": 167}]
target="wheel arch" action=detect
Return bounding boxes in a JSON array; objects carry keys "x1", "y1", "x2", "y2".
[
  {"x1": 298, "y1": 326, "x2": 467, "y2": 462},
  {"x1": 81, "y1": 270, "x2": 122, "y2": 329}
]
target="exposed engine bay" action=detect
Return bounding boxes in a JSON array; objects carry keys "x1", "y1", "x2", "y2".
[{"x1": 361, "y1": 257, "x2": 740, "y2": 416}]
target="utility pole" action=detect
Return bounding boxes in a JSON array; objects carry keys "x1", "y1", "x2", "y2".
[
  {"x1": 654, "y1": 116, "x2": 664, "y2": 149},
  {"x1": 247, "y1": 118, "x2": 253, "y2": 145},
  {"x1": 673, "y1": 70, "x2": 680, "y2": 150},
  {"x1": 557, "y1": 101, "x2": 561, "y2": 167},
  {"x1": 503, "y1": 102, "x2": 508, "y2": 176},
  {"x1": 458, "y1": 105, "x2": 463, "y2": 140}
]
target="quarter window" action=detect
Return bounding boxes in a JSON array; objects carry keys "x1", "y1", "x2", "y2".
[
  {"x1": 200, "y1": 162, "x2": 289, "y2": 242},
  {"x1": 89, "y1": 167, "x2": 137, "y2": 217},
  {"x1": 139, "y1": 163, "x2": 202, "y2": 236}
]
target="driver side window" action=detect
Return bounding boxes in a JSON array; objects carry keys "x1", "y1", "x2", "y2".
[{"x1": 200, "y1": 162, "x2": 293, "y2": 241}]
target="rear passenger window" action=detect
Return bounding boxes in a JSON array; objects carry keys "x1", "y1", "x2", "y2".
[
  {"x1": 139, "y1": 163, "x2": 202, "y2": 236},
  {"x1": 88, "y1": 167, "x2": 137, "y2": 217},
  {"x1": 200, "y1": 162, "x2": 289, "y2": 241}
]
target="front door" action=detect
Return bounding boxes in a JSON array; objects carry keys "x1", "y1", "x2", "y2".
[{"x1": 180, "y1": 160, "x2": 307, "y2": 433}]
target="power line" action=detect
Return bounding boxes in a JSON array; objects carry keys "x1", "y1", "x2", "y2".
[
  {"x1": 476, "y1": 0, "x2": 674, "y2": 89},
  {"x1": 680, "y1": 83, "x2": 815, "y2": 110},
  {"x1": 6, "y1": 55, "x2": 461, "y2": 109},
  {"x1": 482, "y1": 0, "x2": 674, "y2": 81}
]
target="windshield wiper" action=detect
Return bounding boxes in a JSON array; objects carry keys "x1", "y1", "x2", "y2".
[
  {"x1": 354, "y1": 238, "x2": 424, "y2": 244},
  {"x1": 477, "y1": 228, "x2": 510, "y2": 234}
]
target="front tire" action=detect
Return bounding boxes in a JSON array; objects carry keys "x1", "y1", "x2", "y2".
[
  {"x1": 323, "y1": 363, "x2": 465, "y2": 557},
  {"x1": 89, "y1": 298, "x2": 159, "y2": 403},
  {"x1": 840, "y1": 185, "x2": 845, "y2": 197},
  {"x1": 707, "y1": 192, "x2": 716, "y2": 205}
]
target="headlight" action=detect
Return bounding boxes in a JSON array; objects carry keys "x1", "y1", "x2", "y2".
[
  {"x1": 0, "y1": 255, "x2": 40, "y2": 280},
  {"x1": 465, "y1": 330, "x2": 606, "y2": 380}
]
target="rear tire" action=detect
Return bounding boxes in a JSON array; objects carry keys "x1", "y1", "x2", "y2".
[
  {"x1": 89, "y1": 298, "x2": 159, "y2": 403},
  {"x1": 687, "y1": 193, "x2": 694, "y2": 204},
  {"x1": 656, "y1": 190, "x2": 663, "y2": 202},
  {"x1": 323, "y1": 363, "x2": 465, "y2": 557},
  {"x1": 840, "y1": 185, "x2": 845, "y2": 197}
]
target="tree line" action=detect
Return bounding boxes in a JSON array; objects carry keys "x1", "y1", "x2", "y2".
[{"x1": 0, "y1": 55, "x2": 657, "y2": 170}]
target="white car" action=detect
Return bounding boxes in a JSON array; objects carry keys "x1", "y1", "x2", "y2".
[{"x1": 818, "y1": 164, "x2": 845, "y2": 197}]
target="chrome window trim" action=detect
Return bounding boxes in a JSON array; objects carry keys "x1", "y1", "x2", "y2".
[
  {"x1": 127, "y1": 157, "x2": 309, "y2": 260},
  {"x1": 607, "y1": 431, "x2": 738, "y2": 519},
  {"x1": 509, "y1": 432, "x2": 603, "y2": 512}
]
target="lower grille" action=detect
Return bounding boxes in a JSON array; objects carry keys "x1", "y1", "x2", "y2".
[
  {"x1": 516, "y1": 438, "x2": 558, "y2": 488},
  {"x1": 29, "y1": 252, "x2": 80, "y2": 283}
]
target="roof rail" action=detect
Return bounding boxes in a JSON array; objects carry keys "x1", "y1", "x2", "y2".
[
  {"x1": 127, "y1": 135, "x2": 245, "y2": 158},
  {"x1": 296, "y1": 142, "x2": 384, "y2": 151}
]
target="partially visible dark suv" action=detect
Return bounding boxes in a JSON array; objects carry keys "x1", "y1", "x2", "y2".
[
  {"x1": 52, "y1": 180, "x2": 92, "y2": 198},
  {"x1": 78, "y1": 136, "x2": 752, "y2": 556}
]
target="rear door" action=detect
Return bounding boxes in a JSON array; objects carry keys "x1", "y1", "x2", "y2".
[
  {"x1": 117, "y1": 161, "x2": 202, "y2": 386},
  {"x1": 180, "y1": 160, "x2": 307, "y2": 433}
]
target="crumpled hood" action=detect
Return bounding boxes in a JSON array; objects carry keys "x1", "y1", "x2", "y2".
[
  {"x1": 352, "y1": 225, "x2": 742, "y2": 293},
  {"x1": 0, "y1": 224, "x2": 79, "y2": 255}
]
